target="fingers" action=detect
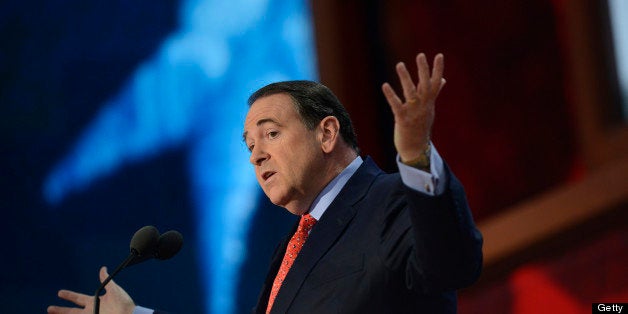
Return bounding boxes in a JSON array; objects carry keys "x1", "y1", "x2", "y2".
[
  {"x1": 426, "y1": 54, "x2": 444, "y2": 90},
  {"x1": 382, "y1": 53, "x2": 446, "y2": 114},
  {"x1": 395, "y1": 62, "x2": 417, "y2": 102},
  {"x1": 416, "y1": 53, "x2": 444, "y2": 96},
  {"x1": 381, "y1": 82, "x2": 402, "y2": 116},
  {"x1": 57, "y1": 289, "x2": 91, "y2": 307},
  {"x1": 47, "y1": 305, "x2": 83, "y2": 314},
  {"x1": 386, "y1": 53, "x2": 445, "y2": 103},
  {"x1": 49, "y1": 290, "x2": 92, "y2": 313},
  {"x1": 430, "y1": 54, "x2": 445, "y2": 92},
  {"x1": 416, "y1": 53, "x2": 431, "y2": 96},
  {"x1": 49, "y1": 268, "x2": 110, "y2": 313}
]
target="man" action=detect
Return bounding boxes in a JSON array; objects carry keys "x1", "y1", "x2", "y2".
[{"x1": 48, "y1": 53, "x2": 483, "y2": 313}]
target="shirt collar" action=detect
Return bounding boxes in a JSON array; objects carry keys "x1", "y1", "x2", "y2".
[{"x1": 307, "y1": 156, "x2": 363, "y2": 220}]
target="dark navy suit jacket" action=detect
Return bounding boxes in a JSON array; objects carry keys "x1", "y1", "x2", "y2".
[{"x1": 253, "y1": 157, "x2": 483, "y2": 314}]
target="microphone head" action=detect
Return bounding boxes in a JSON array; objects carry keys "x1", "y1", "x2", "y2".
[
  {"x1": 155, "y1": 230, "x2": 183, "y2": 260},
  {"x1": 129, "y1": 225, "x2": 160, "y2": 257}
]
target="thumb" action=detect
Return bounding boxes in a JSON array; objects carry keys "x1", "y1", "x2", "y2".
[
  {"x1": 433, "y1": 78, "x2": 446, "y2": 98},
  {"x1": 99, "y1": 266, "x2": 109, "y2": 283}
]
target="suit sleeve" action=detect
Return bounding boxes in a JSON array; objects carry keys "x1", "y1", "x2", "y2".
[
  {"x1": 410, "y1": 163, "x2": 482, "y2": 292},
  {"x1": 380, "y1": 163, "x2": 483, "y2": 294}
]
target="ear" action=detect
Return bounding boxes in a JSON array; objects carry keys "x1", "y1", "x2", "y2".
[{"x1": 318, "y1": 116, "x2": 341, "y2": 153}]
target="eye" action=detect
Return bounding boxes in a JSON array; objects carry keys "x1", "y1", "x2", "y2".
[
  {"x1": 247, "y1": 143, "x2": 254, "y2": 152},
  {"x1": 267, "y1": 130, "x2": 279, "y2": 139}
]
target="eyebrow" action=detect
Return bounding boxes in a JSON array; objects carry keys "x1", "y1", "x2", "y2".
[{"x1": 242, "y1": 118, "x2": 282, "y2": 143}]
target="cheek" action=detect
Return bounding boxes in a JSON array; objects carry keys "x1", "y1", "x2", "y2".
[
  {"x1": 291, "y1": 148, "x2": 321, "y2": 178},
  {"x1": 278, "y1": 137, "x2": 319, "y2": 182},
  {"x1": 278, "y1": 155, "x2": 304, "y2": 186}
]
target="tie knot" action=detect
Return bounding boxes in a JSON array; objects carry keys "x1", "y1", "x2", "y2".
[{"x1": 298, "y1": 214, "x2": 317, "y2": 233}]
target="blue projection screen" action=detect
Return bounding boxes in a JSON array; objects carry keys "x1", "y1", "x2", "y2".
[{"x1": 1, "y1": 0, "x2": 316, "y2": 313}]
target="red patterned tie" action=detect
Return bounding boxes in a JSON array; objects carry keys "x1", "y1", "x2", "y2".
[{"x1": 266, "y1": 214, "x2": 317, "y2": 313}]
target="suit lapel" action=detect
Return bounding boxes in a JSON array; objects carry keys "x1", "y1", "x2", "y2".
[
  {"x1": 255, "y1": 222, "x2": 298, "y2": 313},
  {"x1": 270, "y1": 157, "x2": 383, "y2": 313}
]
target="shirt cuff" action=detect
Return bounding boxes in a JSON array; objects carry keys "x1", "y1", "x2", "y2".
[
  {"x1": 133, "y1": 305, "x2": 154, "y2": 314},
  {"x1": 397, "y1": 143, "x2": 446, "y2": 196}
]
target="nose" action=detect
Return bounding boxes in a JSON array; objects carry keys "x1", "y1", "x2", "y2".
[{"x1": 249, "y1": 144, "x2": 269, "y2": 166}]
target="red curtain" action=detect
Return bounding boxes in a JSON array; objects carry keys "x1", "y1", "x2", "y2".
[{"x1": 313, "y1": 1, "x2": 625, "y2": 312}]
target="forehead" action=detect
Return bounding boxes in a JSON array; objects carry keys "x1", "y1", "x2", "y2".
[{"x1": 244, "y1": 93, "x2": 299, "y2": 129}]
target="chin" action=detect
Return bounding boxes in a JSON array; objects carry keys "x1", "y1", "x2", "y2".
[
  {"x1": 285, "y1": 207, "x2": 307, "y2": 216},
  {"x1": 266, "y1": 191, "x2": 288, "y2": 207},
  {"x1": 267, "y1": 195, "x2": 305, "y2": 216},
  {"x1": 264, "y1": 187, "x2": 308, "y2": 215}
]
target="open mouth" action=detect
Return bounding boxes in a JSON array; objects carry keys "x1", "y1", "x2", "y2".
[{"x1": 262, "y1": 171, "x2": 276, "y2": 181}]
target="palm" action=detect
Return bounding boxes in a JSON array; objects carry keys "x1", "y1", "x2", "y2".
[{"x1": 382, "y1": 53, "x2": 445, "y2": 162}]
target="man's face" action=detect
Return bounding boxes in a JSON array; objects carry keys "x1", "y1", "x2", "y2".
[{"x1": 243, "y1": 93, "x2": 326, "y2": 215}]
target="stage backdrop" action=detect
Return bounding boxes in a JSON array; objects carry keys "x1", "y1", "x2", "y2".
[
  {"x1": 1, "y1": 0, "x2": 316, "y2": 313},
  {"x1": 3, "y1": 1, "x2": 626, "y2": 313}
]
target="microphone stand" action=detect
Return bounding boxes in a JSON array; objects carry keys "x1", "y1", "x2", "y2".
[{"x1": 93, "y1": 251, "x2": 138, "y2": 314}]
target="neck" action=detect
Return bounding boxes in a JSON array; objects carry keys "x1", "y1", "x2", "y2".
[{"x1": 284, "y1": 147, "x2": 358, "y2": 215}]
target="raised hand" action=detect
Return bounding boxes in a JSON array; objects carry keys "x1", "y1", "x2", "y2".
[{"x1": 381, "y1": 53, "x2": 446, "y2": 168}]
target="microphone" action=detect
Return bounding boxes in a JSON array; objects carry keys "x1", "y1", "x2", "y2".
[
  {"x1": 130, "y1": 225, "x2": 160, "y2": 257},
  {"x1": 125, "y1": 229, "x2": 184, "y2": 267},
  {"x1": 93, "y1": 226, "x2": 183, "y2": 314},
  {"x1": 155, "y1": 230, "x2": 184, "y2": 260}
]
